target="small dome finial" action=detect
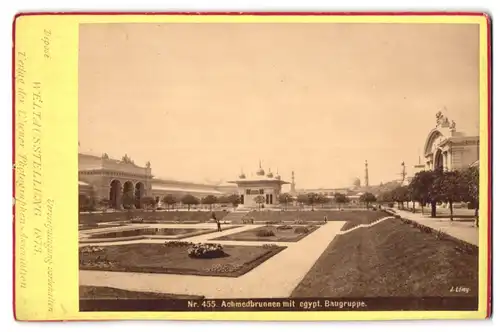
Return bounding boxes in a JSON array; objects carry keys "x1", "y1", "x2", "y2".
[
  {"x1": 239, "y1": 167, "x2": 246, "y2": 179},
  {"x1": 275, "y1": 168, "x2": 281, "y2": 180},
  {"x1": 256, "y1": 160, "x2": 265, "y2": 176},
  {"x1": 267, "y1": 168, "x2": 274, "y2": 178}
]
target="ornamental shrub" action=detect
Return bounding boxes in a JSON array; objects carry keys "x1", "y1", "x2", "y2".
[
  {"x1": 79, "y1": 246, "x2": 104, "y2": 254},
  {"x1": 164, "y1": 241, "x2": 194, "y2": 247},
  {"x1": 276, "y1": 225, "x2": 293, "y2": 230},
  {"x1": 294, "y1": 226, "x2": 311, "y2": 234},
  {"x1": 256, "y1": 228, "x2": 275, "y2": 237},
  {"x1": 204, "y1": 263, "x2": 243, "y2": 273}
]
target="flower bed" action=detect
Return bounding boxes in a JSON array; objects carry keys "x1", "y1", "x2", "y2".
[
  {"x1": 188, "y1": 243, "x2": 225, "y2": 259},
  {"x1": 79, "y1": 246, "x2": 116, "y2": 269},
  {"x1": 79, "y1": 243, "x2": 285, "y2": 277}
]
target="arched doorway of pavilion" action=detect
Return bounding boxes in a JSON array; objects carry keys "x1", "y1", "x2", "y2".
[
  {"x1": 434, "y1": 149, "x2": 444, "y2": 171},
  {"x1": 109, "y1": 179, "x2": 122, "y2": 209},
  {"x1": 134, "y1": 182, "x2": 145, "y2": 208},
  {"x1": 122, "y1": 181, "x2": 135, "y2": 209}
]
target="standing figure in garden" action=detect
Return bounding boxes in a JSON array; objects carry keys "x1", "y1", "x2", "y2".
[{"x1": 212, "y1": 212, "x2": 222, "y2": 232}]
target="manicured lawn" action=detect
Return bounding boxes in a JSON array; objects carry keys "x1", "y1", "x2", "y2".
[
  {"x1": 130, "y1": 220, "x2": 203, "y2": 224},
  {"x1": 247, "y1": 210, "x2": 388, "y2": 223},
  {"x1": 80, "y1": 211, "x2": 230, "y2": 224},
  {"x1": 79, "y1": 243, "x2": 285, "y2": 277},
  {"x1": 340, "y1": 210, "x2": 390, "y2": 231},
  {"x1": 88, "y1": 227, "x2": 204, "y2": 239},
  {"x1": 213, "y1": 225, "x2": 320, "y2": 242},
  {"x1": 291, "y1": 218, "x2": 478, "y2": 298},
  {"x1": 79, "y1": 286, "x2": 203, "y2": 300},
  {"x1": 79, "y1": 223, "x2": 128, "y2": 231}
]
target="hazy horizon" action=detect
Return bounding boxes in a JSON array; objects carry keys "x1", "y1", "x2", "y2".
[{"x1": 79, "y1": 23, "x2": 480, "y2": 189}]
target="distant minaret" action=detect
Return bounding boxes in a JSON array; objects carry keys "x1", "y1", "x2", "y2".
[
  {"x1": 290, "y1": 171, "x2": 296, "y2": 194},
  {"x1": 364, "y1": 160, "x2": 369, "y2": 188},
  {"x1": 401, "y1": 161, "x2": 407, "y2": 184}
]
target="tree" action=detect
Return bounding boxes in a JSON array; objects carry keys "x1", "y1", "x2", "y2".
[
  {"x1": 317, "y1": 194, "x2": 330, "y2": 208},
  {"x1": 306, "y1": 192, "x2": 320, "y2": 210},
  {"x1": 140, "y1": 196, "x2": 156, "y2": 210},
  {"x1": 392, "y1": 186, "x2": 410, "y2": 209},
  {"x1": 402, "y1": 186, "x2": 411, "y2": 209},
  {"x1": 429, "y1": 169, "x2": 445, "y2": 218},
  {"x1": 181, "y1": 194, "x2": 199, "y2": 211},
  {"x1": 217, "y1": 195, "x2": 229, "y2": 205},
  {"x1": 97, "y1": 198, "x2": 110, "y2": 211},
  {"x1": 226, "y1": 194, "x2": 241, "y2": 210},
  {"x1": 408, "y1": 183, "x2": 418, "y2": 212},
  {"x1": 409, "y1": 170, "x2": 441, "y2": 217},
  {"x1": 435, "y1": 170, "x2": 467, "y2": 221},
  {"x1": 162, "y1": 194, "x2": 178, "y2": 210},
  {"x1": 377, "y1": 191, "x2": 393, "y2": 205},
  {"x1": 463, "y1": 167, "x2": 479, "y2": 227},
  {"x1": 254, "y1": 195, "x2": 265, "y2": 211},
  {"x1": 334, "y1": 193, "x2": 348, "y2": 210},
  {"x1": 122, "y1": 190, "x2": 135, "y2": 210},
  {"x1": 79, "y1": 194, "x2": 90, "y2": 212},
  {"x1": 201, "y1": 195, "x2": 218, "y2": 211},
  {"x1": 360, "y1": 192, "x2": 377, "y2": 209},
  {"x1": 278, "y1": 193, "x2": 294, "y2": 210},
  {"x1": 296, "y1": 194, "x2": 309, "y2": 208}
]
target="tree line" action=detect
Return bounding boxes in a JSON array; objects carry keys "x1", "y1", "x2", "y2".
[
  {"x1": 377, "y1": 167, "x2": 479, "y2": 223},
  {"x1": 276, "y1": 192, "x2": 376, "y2": 210},
  {"x1": 79, "y1": 193, "x2": 243, "y2": 212}
]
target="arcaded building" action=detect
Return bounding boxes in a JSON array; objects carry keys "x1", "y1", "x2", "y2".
[{"x1": 78, "y1": 151, "x2": 237, "y2": 209}]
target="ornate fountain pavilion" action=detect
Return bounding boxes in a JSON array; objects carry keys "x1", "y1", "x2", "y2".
[{"x1": 227, "y1": 162, "x2": 290, "y2": 208}]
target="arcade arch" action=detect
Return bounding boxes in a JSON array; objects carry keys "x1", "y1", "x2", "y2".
[
  {"x1": 135, "y1": 182, "x2": 145, "y2": 208},
  {"x1": 109, "y1": 179, "x2": 122, "y2": 209},
  {"x1": 122, "y1": 181, "x2": 134, "y2": 208}
]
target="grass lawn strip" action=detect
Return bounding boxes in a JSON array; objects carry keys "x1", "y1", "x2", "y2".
[
  {"x1": 291, "y1": 218, "x2": 478, "y2": 298},
  {"x1": 79, "y1": 285, "x2": 204, "y2": 300}
]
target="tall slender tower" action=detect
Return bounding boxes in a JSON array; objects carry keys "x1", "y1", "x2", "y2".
[
  {"x1": 364, "y1": 160, "x2": 369, "y2": 188},
  {"x1": 401, "y1": 161, "x2": 407, "y2": 184},
  {"x1": 290, "y1": 171, "x2": 296, "y2": 194}
]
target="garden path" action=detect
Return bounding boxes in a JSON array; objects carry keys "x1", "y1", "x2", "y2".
[
  {"x1": 80, "y1": 221, "x2": 346, "y2": 298},
  {"x1": 396, "y1": 209, "x2": 478, "y2": 246}
]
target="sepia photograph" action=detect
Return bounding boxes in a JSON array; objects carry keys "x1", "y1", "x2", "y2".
[{"x1": 77, "y1": 22, "x2": 481, "y2": 312}]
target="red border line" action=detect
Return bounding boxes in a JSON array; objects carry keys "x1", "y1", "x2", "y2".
[
  {"x1": 12, "y1": 11, "x2": 492, "y2": 321},
  {"x1": 13, "y1": 11, "x2": 488, "y2": 18},
  {"x1": 12, "y1": 11, "x2": 16, "y2": 322},
  {"x1": 486, "y1": 16, "x2": 492, "y2": 319}
]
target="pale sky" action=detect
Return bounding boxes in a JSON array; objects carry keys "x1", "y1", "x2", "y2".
[{"x1": 79, "y1": 23, "x2": 480, "y2": 189}]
